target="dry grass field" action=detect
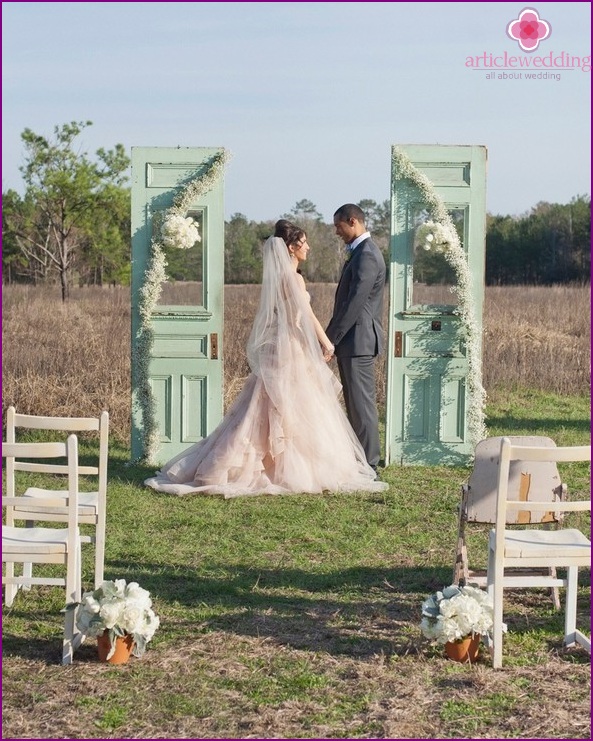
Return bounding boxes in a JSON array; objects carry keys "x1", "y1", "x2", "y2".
[
  {"x1": 1, "y1": 282, "x2": 590, "y2": 739},
  {"x1": 2, "y1": 282, "x2": 590, "y2": 443}
]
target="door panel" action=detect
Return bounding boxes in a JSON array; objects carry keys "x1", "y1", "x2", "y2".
[
  {"x1": 386, "y1": 145, "x2": 486, "y2": 465},
  {"x1": 131, "y1": 147, "x2": 225, "y2": 463}
]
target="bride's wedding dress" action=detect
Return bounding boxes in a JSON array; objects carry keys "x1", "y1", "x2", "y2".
[{"x1": 145, "y1": 237, "x2": 387, "y2": 499}]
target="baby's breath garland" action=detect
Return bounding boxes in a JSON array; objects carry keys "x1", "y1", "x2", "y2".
[
  {"x1": 392, "y1": 147, "x2": 487, "y2": 447},
  {"x1": 134, "y1": 150, "x2": 230, "y2": 462}
]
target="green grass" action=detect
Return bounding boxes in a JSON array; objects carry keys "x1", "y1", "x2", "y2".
[{"x1": 2, "y1": 388, "x2": 590, "y2": 739}]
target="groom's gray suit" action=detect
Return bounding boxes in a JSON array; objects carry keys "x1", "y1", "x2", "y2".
[{"x1": 326, "y1": 236, "x2": 386, "y2": 468}]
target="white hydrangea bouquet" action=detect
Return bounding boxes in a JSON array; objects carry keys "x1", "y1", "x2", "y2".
[
  {"x1": 420, "y1": 584, "x2": 503, "y2": 644},
  {"x1": 160, "y1": 213, "x2": 201, "y2": 250},
  {"x1": 75, "y1": 579, "x2": 160, "y2": 659},
  {"x1": 414, "y1": 219, "x2": 458, "y2": 254}
]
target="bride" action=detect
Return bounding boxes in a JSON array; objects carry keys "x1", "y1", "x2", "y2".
[{"x1": 145, "y1": 220, "x2": 387, "y2": 498}]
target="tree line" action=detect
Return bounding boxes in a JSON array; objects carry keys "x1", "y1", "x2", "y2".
[{"x1": 2, "y1": 122, "x2": 590, "y2": 297}]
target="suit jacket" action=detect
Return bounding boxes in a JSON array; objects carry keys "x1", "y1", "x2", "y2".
[{"x1": 326, "y1": 237, "x2": 386, "y2": 357}]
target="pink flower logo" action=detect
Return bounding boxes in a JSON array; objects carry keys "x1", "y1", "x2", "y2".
[{"x1": 506, "y1": 7, "x2": 551, "y2": 52}]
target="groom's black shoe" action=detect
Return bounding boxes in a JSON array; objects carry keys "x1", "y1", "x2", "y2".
[{"x1": 371, "y1": 460, "x2": 386, "y2": 480}]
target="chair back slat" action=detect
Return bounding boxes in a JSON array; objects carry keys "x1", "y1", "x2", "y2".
[
  {"x1": 506, "y1": 499, "x2": 590, "y2": 513},
  {"x1": 3, "y1": 496, "x2": 72, "y2": 515},
  {"x1": 8, "y1": 408, "x2": 101, "y2": 432},
  {"x1": 13, "y1": 462, "x2": 98, "y2": 475},
  {"x1": 507, "y1": 444, "x2": 591, "y2": 464},
  {"x1": 3, "y1": 440, "x2": 69, "y2": 458}
]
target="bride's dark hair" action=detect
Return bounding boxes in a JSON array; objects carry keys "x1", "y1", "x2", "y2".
[{"x1": 274, "y1": 219, "x2": 306, "y2": 249}]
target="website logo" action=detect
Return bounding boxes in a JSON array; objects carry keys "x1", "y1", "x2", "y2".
[
  {"x1": 464, "y1": 6, "x2": 590, "y2": 80},
  {"x1": 506, "y1": 8, "x2": 551, "y2": 52}
]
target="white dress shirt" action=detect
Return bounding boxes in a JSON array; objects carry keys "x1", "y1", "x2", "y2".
[{"x1": 348, "y1": 231, "x2": 371, "y2": 253}]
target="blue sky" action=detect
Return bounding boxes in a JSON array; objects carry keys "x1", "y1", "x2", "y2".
[{"x1": 2, "y1": 2, "x2": 590, "y2": 222}]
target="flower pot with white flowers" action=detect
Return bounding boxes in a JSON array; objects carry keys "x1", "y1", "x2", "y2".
[
  {"x1": 75, "y1": 579, "x2": 160, "y2": 664},
  {"x1": 420, "y1": 584, "x2": 504, "y2": 663}
]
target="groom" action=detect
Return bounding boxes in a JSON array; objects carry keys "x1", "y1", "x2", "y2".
[{"x1": 326, "y1": 204, "x2": 386, "y2": 472}]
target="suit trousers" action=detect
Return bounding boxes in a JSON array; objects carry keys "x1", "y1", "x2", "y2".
[{"x1": 337, "y1": 355, "x2": 380, "y2": 468}]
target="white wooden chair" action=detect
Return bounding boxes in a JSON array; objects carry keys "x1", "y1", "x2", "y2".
[
  {"x1": 2, "y1": 437, "x2": 85, "y2": 664},
  {"x1": 487, "y1": 438, "x2": 591, "y2": 668},
  {"x1": 454, "y1": 435, "x2": 566, "y2": 608},
  {"x1": 6, "y1": 407, "x2": 109, "y2": 588}
]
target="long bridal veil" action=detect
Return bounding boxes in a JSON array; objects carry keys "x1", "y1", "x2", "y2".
[
  {"x1": 145, "y1": 236, "x2": 386, "y2": 497},
  {"x1": 247, "y1": 236, "x2": 335, "y2": 419}
]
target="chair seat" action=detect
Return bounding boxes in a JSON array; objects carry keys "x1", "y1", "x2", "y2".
[
  {"x1": 490, "y1": 528, "x2": 591, "y2": 559},
  {"x1": 18, "y1": 488, "x2": 99, "y2": 517},
  {"x1": 2, "y1": 524, "x2": 72, "y2": 554}
]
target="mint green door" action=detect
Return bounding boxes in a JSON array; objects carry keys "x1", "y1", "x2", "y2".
[
  {"x1": 131, "y1": 147, "x2": 225, "y2": 464},
  {"x1": 385, "y1": 145, "x2": 487, "y2": 465}
]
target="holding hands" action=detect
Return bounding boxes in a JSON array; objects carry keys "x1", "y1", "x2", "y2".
[{"x1": 322, "y1": 342, "x2": 335, "y2": 362}]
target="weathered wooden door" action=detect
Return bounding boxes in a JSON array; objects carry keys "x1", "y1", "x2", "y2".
[
  {"x1": 131, "y1": 147, "x2": 225, "y2": 464},
  {"x1": 385, "y1": 144, "x2": 487, "y2": 465}
]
